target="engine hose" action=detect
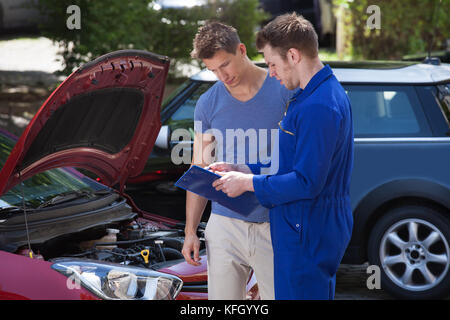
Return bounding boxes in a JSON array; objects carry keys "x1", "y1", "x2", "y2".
[
  {"x1": 93, "y1": 236, "x2": 158, "y2": 247},
  {"x1": 156, "y1": 237, "x2": 184, "y2": 251},
  {"x1": 161, "y1": 247, "x2": 184, "y2": 260}
]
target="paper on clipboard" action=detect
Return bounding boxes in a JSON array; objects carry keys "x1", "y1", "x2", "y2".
[{"x1": 174, "y1": 165, "x2": 260, "y2": 216}]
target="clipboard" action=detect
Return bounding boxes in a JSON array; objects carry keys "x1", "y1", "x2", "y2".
[{"x1": 174, "y1": 165, "x2": 260, "y2": 216}]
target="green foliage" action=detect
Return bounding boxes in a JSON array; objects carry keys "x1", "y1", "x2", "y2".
[
  {"x1": 148, "y1": 6, "x2": 208, "y2": 62},
  {"x1": 37, "y1": 0, "x2": 156, "y2": 74},
  {"x1": 207, "y1": 0, "x2": 269, "y2": 58},
  {"x1": 37, "y1": 0, "x2": 268, "y2": 77},
  {"x1": 333, "y1": 0, "x2": 450, "y2": 60}
]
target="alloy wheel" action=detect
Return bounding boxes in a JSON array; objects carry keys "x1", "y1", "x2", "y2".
[{"x1": 379, "y1": 218, "x2": 450, "y2": 292}]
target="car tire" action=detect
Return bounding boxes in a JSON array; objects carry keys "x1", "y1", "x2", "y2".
[{"x1": 368, "y1": 204, "x2": 450, "y2": 299}]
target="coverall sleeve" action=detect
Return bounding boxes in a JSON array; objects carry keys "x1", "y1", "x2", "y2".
[{"x1": 252, "y1": 103, "x2": 341, "y2": 208}]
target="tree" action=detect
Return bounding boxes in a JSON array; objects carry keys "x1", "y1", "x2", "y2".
[
  {"x1": 37, "y1": 0, "x2": 268, "y2": 78},
  {"x1": 333, "y1": 0, "x2": 450, "y2": 60}
]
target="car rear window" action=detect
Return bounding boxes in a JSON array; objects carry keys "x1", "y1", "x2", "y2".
[
  {"x1": 435, "y1": 84, "x2": 450, "y2": 129},
  {"x1": 343, "y1": 85, "x2": 432, "y2": 137}
]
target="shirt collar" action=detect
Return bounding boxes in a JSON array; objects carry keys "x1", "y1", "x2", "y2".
[{"x1": 291, "y1": 64, "x2": 333, "y2": 101}]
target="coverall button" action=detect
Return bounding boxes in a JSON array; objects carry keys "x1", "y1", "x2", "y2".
[{"x1": 296, "y1": 224, "x2": 300, "y2": 228}]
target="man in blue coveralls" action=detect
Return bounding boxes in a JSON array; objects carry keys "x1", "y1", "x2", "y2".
[{"x1": 210, "y1": 13, "x2": 354, "y2": 299}]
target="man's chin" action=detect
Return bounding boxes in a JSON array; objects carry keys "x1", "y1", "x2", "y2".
[
  {"x1": 225, "y1": 81, "x2": 238, "y2": 88},
  {"x1": 281, "y1": 81, "x2": 295, "y2": 91}
]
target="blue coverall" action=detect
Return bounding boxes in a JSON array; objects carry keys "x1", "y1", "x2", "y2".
[{"x1": 251, "y1": 65, "x2": 354, "y2": 300}]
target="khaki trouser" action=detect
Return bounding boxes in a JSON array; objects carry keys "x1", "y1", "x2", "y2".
[{"x1": 204, "y1": 213, "x2": 274, "y2": 300}]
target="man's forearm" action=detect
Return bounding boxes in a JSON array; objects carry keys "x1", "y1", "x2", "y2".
[
  {"x1": 186, "y1": 131, "x2": 214, "y2": 236},
  {"x1": 185, "y1": 190, "x2": 208, "y2": 236}
]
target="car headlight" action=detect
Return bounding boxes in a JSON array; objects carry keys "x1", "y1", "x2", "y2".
[{"x1": 51, "y1": 258, "x2": 183, "y2": 300}]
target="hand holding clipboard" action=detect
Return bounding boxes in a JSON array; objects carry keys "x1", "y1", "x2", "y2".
[{"x1": 175, "y1": 165, "x2": 260, "y2": 216}]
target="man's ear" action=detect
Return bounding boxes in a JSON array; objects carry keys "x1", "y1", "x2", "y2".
[
  {"x1": 287, "y1": 48, "x2": 301, "y2": 64},
  {"x1": 237, "y1": 43, "x2": 247, "y2": 57}
]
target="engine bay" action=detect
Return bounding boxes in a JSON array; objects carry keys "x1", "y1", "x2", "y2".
[{"x1": 16, "y1": 218, "x2": 206, "y2": 270}]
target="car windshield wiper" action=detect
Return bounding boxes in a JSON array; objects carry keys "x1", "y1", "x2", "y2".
[
  {"x1": 0, "y1": 206, "x2": 23, "y2": 213},
  {"x1": 37, "y1": 189, "x2": 110, "y2": 209},
  {"x1": 0, "y1": 206, "x2": 34, "y2": 221}
]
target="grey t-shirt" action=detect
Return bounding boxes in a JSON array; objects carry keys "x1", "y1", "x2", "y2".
[{"x1": 194, "y1": 72, "x2": 292, "y2": 222}]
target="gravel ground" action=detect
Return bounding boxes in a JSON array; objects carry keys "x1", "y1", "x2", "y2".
[{"x1": 335, "y1": 263, "x2": 394, "y2": 300}]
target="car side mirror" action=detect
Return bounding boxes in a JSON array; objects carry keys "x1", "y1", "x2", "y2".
[{"x1": 155, "y1": 125, "x2": 170, "y2": 149}]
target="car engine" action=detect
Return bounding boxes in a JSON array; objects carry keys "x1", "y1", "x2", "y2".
[{"x1": 19, "y1": 219, "x2": 206, "y2": 269}]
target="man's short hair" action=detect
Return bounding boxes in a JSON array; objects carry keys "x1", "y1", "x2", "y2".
[
  {"x1": 256, "y1": 12, "x2": 319, "y2": 59},
  {"x1": 191, "y1": 21, "x2": 241, "y2": 59}
]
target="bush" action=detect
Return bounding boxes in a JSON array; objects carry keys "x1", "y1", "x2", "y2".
[
  {"x1": 333, "y1": 0, "x2": 450, "y2": 60},
  {"x1": 37, "y1": 0, "x2": 157, "y2": 74},
  {"x1": 207, "y1": 0, "x2": 269, "y2": 59},
  {"x1": 37, "y1": 0, "x2": 268, "y2": 78}
]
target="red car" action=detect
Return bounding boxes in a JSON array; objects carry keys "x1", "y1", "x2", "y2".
[{"x1": 0, "y1": 50, "x2": 258, "y2": 300}]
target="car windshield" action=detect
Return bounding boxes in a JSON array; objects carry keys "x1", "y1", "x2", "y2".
[
  {"x1": 0, "y1": 131, "x2": 108, "y2": 209},
  {"x1": 161, "y1": 79, "x2": 191, "y2": 111}
]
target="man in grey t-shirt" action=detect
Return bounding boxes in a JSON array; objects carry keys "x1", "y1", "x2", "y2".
[{"x1": 181, "y1": 21, "x2": 291, "y2": 300}]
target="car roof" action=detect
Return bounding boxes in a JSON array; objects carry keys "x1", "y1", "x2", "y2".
[{"x1": 190, "y1": 61, "x2": 450, "y2": 84}]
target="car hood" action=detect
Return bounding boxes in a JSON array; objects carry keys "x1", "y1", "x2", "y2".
[{"x1": 0, "y1": 50, "x2": 169, "y2": 195}]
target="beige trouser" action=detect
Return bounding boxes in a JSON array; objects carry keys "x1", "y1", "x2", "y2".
[{"x1": 204, "y1": 213, "x2": 274, "y2": 300}]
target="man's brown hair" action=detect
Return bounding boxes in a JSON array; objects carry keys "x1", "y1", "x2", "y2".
[
  {"x1": 256, "y1": 12, "x2": 319, "y2": 59},
  {"x1": 191, "y1": 21, "x2": 241, "y2": 59}
]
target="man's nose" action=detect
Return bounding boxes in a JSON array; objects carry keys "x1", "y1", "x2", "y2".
[
  {"x1": 217, "y1": 69, "x2": 228, "y2": 81},
  {"x1": 269, "y1": 68, "x2": 277, "y2": 78}
]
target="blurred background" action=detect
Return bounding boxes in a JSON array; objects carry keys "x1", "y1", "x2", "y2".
[{"x1": 0, "y1": 0, "x2": 448, "y2": 136}]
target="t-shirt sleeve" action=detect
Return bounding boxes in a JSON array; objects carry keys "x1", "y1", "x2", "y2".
[{"x1": 193, "y1": 92, "x2": 211, "y2": 134}]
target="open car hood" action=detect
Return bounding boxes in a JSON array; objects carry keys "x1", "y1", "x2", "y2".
[{"x1": 0, "y1": 50, "x2": 169, "y2": 195}]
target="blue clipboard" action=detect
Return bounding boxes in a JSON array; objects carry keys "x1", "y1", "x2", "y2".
[{"x1": 174, "y1": 165, "x2": 260, "y2": 216}]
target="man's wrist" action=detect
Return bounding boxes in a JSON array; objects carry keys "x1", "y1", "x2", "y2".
[
  {"x1": 246, "y1": 174, "x2": 255, "y2": 192},
  {"x1": 184, "y1": 226, "x2": 198, "y2": 237},
  {"x1": 238, "y1": 164, "x2": 252, "y2": 174}
]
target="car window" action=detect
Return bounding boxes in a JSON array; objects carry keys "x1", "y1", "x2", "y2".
[
  {"x1": 0, "y1": 132, "x2": 108, "y2": 209},
  {"x1": 160, "y1": 79, "x2": 191, "y2": 112},
  {"x1": 435, "y1": 84, "x2": 450, "y2": 129},
  {"x1": 343, "y1": 85, "x2": 432, "y2": 137},
  {"x1": 168, "y1": 83, "x2": 212, "y2": 123}
]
